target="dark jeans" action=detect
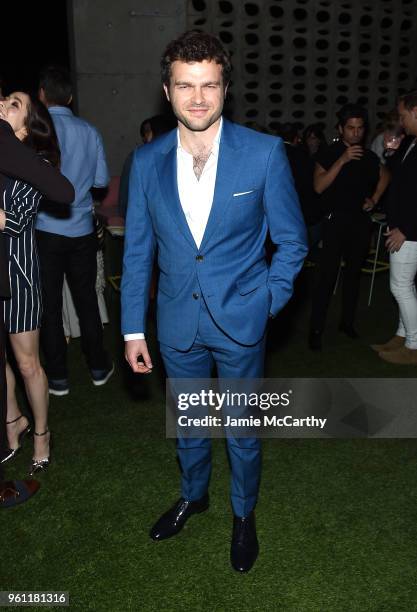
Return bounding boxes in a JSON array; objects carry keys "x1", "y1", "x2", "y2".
[
  {"x1": 36, "y1": 230, "x2": 110, "y2": 380},
  {"x1": 310, "y1": 211, "x2": 373, "y2": 333}
]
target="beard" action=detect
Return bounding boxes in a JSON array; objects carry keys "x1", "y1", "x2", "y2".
[
  {"x1": 345, "y1": 137, "x2": 363, "y2": 145},
  {"x1": 172, "y1": 105, "x2": 223, "y2": 133}
]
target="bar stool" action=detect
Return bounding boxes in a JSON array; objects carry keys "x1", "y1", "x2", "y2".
[{"x1": 333, "y1": 213, "x2": 389, "y2": 305}]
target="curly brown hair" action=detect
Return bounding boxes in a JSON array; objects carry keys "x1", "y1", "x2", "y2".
[{"x1": 161, "y1": 30, "x2": 232, "y2": 87}]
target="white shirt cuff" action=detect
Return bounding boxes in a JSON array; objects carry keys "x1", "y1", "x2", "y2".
[{"x1": 124, "y1": 333, "x2": 145, "y2": 340}]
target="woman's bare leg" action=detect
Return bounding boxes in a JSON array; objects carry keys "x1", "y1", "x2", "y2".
[
  {"x1": 9, "y1": 330, "x2": 50, "y2": 461},
  {"x1": 5, "y1": 361, "x2": 30, "y2": 449}
]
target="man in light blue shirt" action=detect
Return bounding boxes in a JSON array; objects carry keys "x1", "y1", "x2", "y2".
[
  {"x1": 36, "y1": 106, "x2": 109, "y2": 236},
  {"x1": 36, "y1": 66, "x2": 113, "y2": 395}
]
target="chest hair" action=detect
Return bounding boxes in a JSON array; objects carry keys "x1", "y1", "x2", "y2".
[{"x1": 192, "y1": 145, "x2": 212, "y2": 180}]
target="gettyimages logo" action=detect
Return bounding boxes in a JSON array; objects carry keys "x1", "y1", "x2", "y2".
[
  {"x1": 177, "y1": 388, "x2": 292, "y2": 410},
  {"x1": 175, "y1": 388, "x2": 326, "y2": 430},
  {"x1": 165, "y1": 378, "x2": 413, "y2": 439}
]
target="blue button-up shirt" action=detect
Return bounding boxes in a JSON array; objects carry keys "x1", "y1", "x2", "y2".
[{"x1": 36, "y1": 106, "x2": 109, "y2": 237}]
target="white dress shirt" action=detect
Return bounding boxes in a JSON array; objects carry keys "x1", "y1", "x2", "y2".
[
  {"x1": 124, "y1": 119, "x2": 222, "y2": 340},
  {"x1": 177, "y1": 119, "x2": 221, "y2": 248}
]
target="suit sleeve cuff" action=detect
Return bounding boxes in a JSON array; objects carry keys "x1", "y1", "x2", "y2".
[{"x1": 124, "y1": 333, "x2": 145, "y2": 340}]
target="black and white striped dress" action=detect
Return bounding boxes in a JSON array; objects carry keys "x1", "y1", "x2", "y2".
[{"x1": 2, "y1": 178, "x2": 43, "y2": 333}]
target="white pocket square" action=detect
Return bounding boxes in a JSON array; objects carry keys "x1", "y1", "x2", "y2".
[{"x1": 233, "y1": 190, "x2": 255, "y2": 197}]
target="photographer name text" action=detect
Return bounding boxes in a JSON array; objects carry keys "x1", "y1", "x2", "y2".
[{"x1": 177, "y1": 415, "x2": 327, "y2": 429}]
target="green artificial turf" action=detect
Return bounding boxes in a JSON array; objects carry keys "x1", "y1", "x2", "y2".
[{"x1": 4, "y1": 255, "x2": 417, "y2": 611}]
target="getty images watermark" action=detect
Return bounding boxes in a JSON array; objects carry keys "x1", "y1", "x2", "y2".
[
  {"x1": 165, "y1": 378, "x2": 417, "y2": 439},
  {"x1": 176, "y1": 388, "x2": 326, "y2": 430}
]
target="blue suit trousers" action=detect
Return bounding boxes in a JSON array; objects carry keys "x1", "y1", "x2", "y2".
[{"x1": 160, "y1": 298, "x2": 265, "y2": 517}]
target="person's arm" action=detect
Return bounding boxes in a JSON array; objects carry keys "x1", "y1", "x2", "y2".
[
  {"x1": 363, "y1": 165, "x2": 391, "y2": 211},
  {"x1": 314, "y1": 145, "x2": 363, "y2": 194},
  {"x1": 121, "y1": 149, "x2": 156, "y2": 374},
  {"x1": 93, "y1": 129, "x2": 110, "y2": 188},
  {"x1": 0, "y1": 119, "x2": 74, "y2": 203},
  {"x1": 264, "y1": 139, "x2": 308, "y2": 316},
  {"x1": 0, "y1": 184, "x2": 40, "y2": 236}
]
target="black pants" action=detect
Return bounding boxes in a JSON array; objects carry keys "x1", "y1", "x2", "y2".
[
  {"x1": 310, "y1": 211, "x2": 373, "y2": 333},
  {"x1": 36, "y1": 230, "x2": 109, "y2": 380}
]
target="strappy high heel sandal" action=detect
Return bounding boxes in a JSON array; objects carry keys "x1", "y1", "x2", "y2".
[
  {"x1": 1, "y1": 415, "x2": 32, "y2": 463},
  {"x1": 29, "y1": 429, "x2": 51, "y2": 476}
]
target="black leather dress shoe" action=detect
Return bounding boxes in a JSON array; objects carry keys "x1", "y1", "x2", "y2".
[
  {"x1": 338, "y1": 323, "x2": 359, "y2": 339},
  {"x1": 230, "y1": 511, "x2": 259, "y2": 573},
  {"x1": 150, "y1": 494, "x2": 209, "y2": 541},
  {"x1": 308, "y1": 330, "x2": 322, "y2": 351}
]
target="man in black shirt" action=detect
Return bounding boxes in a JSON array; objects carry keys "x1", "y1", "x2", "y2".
[
  {"x1": 309, "y1": 104, "x2": 390, "y2": 350},
  {"x1": 279, "y1": 123, "x2": 322, "y2": 230},
  {"x1": 374, "y1": 91, "x2": 417, "y2": 364}
]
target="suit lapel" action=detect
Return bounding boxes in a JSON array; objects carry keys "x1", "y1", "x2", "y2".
[
  {"x1": 155, "y1": 133, "x2": 197, "y2": 249},
  {"x1": 402, "y1": 137, "x2": 417, "y2": 164},
  {"x1": 199, "y1": 120, "x2": 241, "y2": 251}
]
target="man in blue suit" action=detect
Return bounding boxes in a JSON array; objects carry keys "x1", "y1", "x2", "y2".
[{"x1": 122, "y1": 31, "x2": 307, "y2": 572}]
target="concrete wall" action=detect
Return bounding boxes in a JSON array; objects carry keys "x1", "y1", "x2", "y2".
[
  {"x1": 69, "y1": 0, "x2": 186, "y2": 174},
  {"x1": 69, "y1": 0, "x2": 417, "y2": 171},
  {"x1": 187, "y1": 0, "x2": 417, "y2": 140}
]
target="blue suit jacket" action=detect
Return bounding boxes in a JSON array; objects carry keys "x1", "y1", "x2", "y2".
[{"x1": 121, "y1": 119, "x2": 308, "y2": 350}]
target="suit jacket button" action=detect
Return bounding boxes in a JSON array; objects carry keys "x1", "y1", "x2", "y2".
[
  {"x1": 192, "y1": 292, "x2": 200, "y2": 300},
  {"x1": 196, "y1": 255, "x2": 203, "y2": 261}
]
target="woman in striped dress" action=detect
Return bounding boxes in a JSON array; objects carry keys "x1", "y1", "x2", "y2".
[
  {"x1": 3, "y1": 179, "x2": 43, "y2": 332},
  {"x1": 0, "y1": 92, "x2": 61, "y2": 475}
]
